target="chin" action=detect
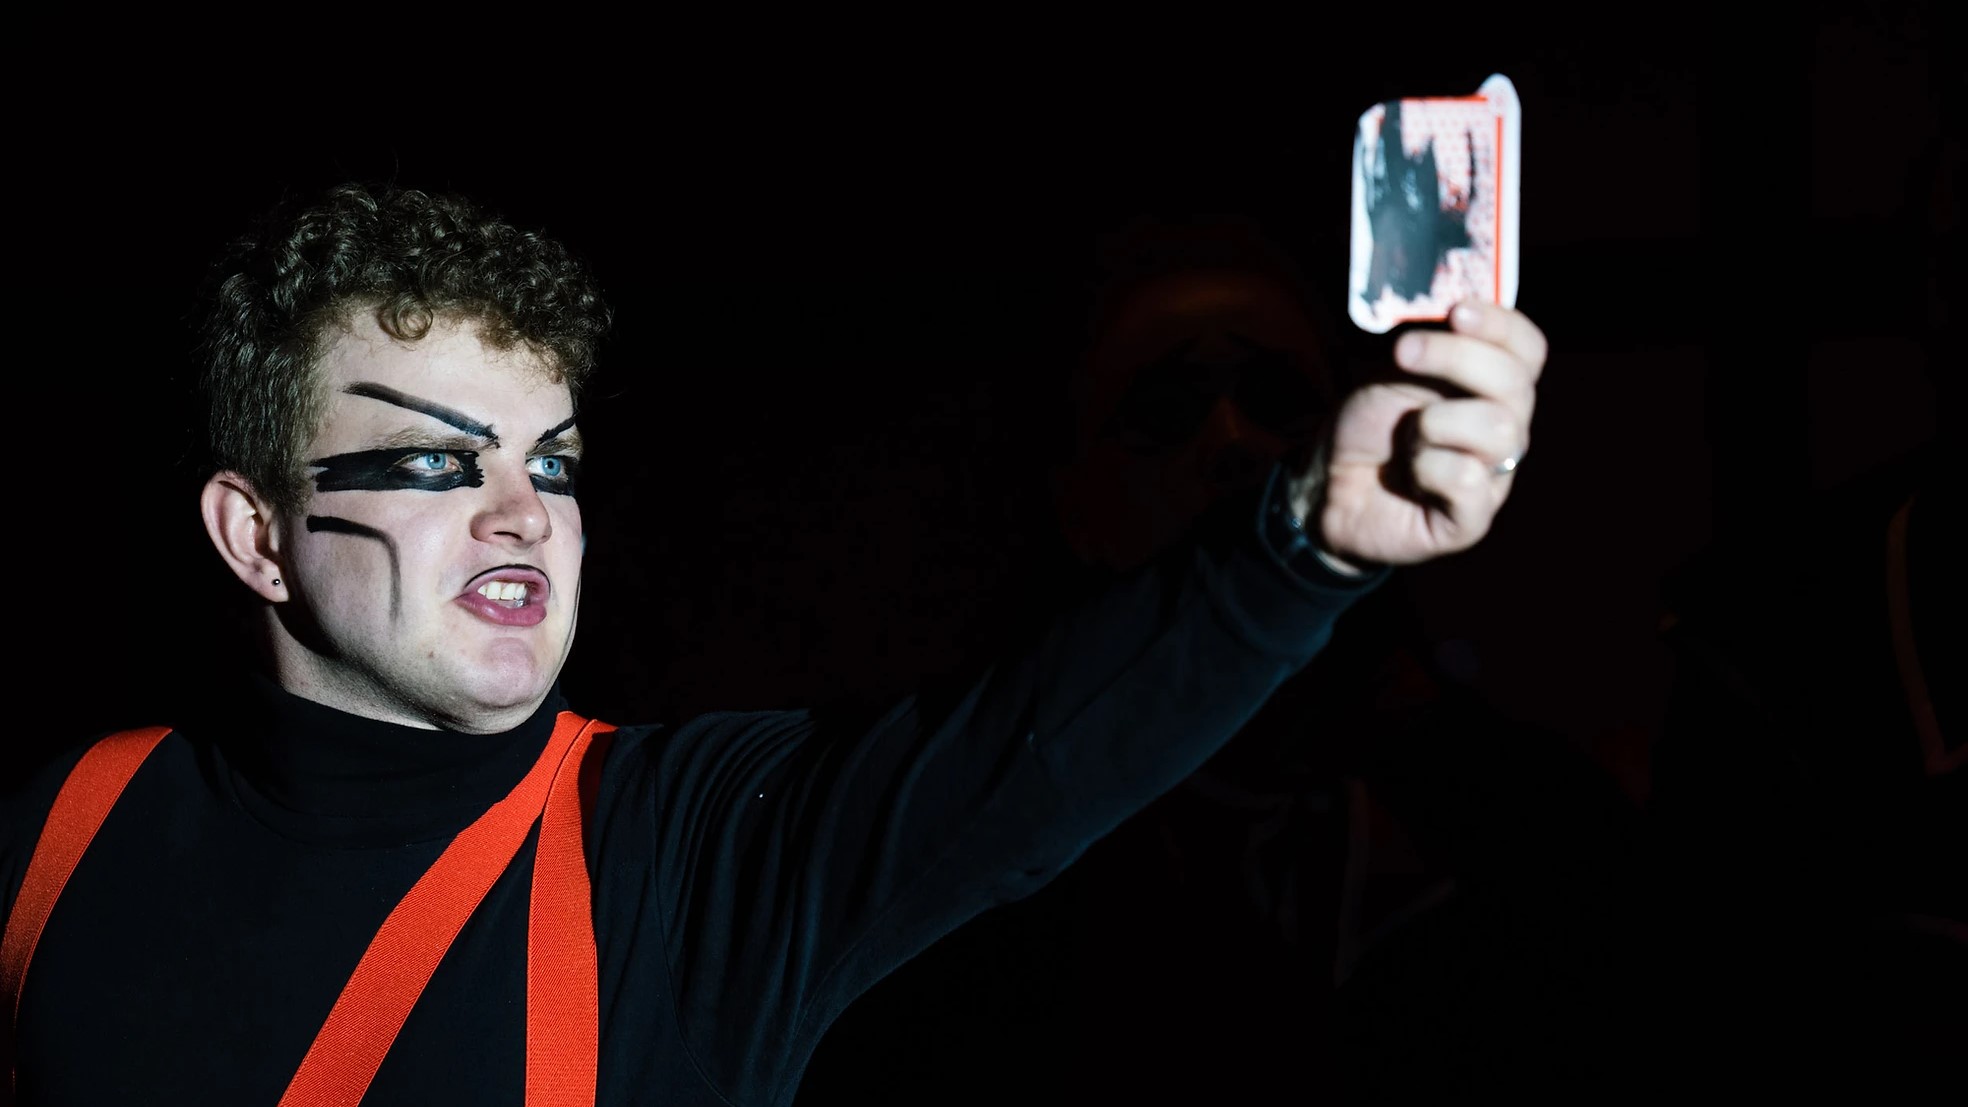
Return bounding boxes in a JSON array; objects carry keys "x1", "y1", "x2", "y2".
[
  {"x1": 466, "y1": 670, "x2": 553, "y2": 711},
  {"x1": 432, "y1": 686, "x2": 551, "y2": 736},
  {"x1": 445, "y1": 655, "x2": 554, "y2": 719}
]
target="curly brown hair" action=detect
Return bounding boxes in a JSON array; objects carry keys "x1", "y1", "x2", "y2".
[{"x1": 197, "y1": 183, "x2": 613, "y2": 514}]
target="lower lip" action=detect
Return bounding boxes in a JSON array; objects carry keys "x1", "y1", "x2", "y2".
[{"x1": 456, "y1": 592, "x2": 549, "y2": 627}]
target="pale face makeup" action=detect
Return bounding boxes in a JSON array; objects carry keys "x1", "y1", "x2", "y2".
[{"x1": 268, "y1": 313, "x2": 586, "y2": 733}]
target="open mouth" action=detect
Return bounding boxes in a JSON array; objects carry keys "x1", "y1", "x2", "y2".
[
  {"x1": 459, "y1": 568, "x2": 551, "y2": 627},
  {"x1": 477, "y1": 580, "x2": 531, "y2": 607}
]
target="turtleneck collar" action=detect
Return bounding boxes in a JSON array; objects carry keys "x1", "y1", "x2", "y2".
[{"x1": 204, "y1": 674, "x2": 568, "y2": 848}]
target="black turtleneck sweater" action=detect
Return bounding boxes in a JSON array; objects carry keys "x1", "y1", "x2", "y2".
[{"x1": 4, "y1": 484, "x2": 1378, "y2": 1106}]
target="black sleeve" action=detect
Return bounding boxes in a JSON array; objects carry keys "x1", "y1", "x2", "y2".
[{"x1": 632, "y1": 474, "x2": 1387, "y2": 1101}]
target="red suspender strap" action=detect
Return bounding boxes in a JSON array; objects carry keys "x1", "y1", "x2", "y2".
[
  {"x1": 528, "y1": 717, "x2": 615, "y2": 1104},
  {"x1": 3, "y1": 727, "x2": 171, "y2": 1096},
  {"x1": 4, "y1": 715, "x2": 611, "y2": 1106},
  {"x1": 281, "y1": 712, "x2": 614, "y2": 1107}
]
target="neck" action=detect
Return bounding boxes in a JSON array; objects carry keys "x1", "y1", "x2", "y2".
[{"x1": 195, "y1": 672, "x2": 567, "y2": 846}]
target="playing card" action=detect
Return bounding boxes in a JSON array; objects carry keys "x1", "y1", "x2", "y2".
[{"x1": 1348, "y1": 73, "x2": 1521, "y2": 333}]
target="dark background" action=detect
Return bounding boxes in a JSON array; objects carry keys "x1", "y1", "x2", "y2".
[
  {"x1": 22, "y1": 9, "x2": 1949, "y2": 791},
  {"x1": 12, "y1": 6, "x2": 1955, "y2": 1099}
]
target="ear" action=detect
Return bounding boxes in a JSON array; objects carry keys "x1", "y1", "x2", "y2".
[{"x1": 200, "y1": 471, "x2": 290, "y2": 603}]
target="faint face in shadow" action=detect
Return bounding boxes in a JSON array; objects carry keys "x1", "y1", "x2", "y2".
[{"x1": 1055, "y1": 266, "x2": 1334, "y2": 570}]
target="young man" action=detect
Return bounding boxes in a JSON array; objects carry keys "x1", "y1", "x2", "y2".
[{"x1": 2, "y1": 183, "x2": 1543, "y2": 1105}]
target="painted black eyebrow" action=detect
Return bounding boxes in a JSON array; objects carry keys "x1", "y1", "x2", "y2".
[
  {"x1": 533, "y1": 415, "x2": 578, "y2": 447},
  {"x1": 529, "y1": 429, "x2": 585, "y2": 461},
  {"x1": 345, "y1": 382, "x2": 497, "y2": 441}
]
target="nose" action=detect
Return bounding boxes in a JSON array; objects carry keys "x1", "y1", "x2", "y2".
[
  {"x1": 1196, "y1": 400, "x2": 1283, "y2": 488},
  {"x1": 471, "y1": 466, "x2": 553, "y2": 548}
]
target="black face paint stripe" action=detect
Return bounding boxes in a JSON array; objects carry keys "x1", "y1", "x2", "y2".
[
  {"x1": 309, "y1": 448, "x2": 485, "y2": 493},
  {"x1": 345, "y1": 383, "x2": 498, "y2": 441},
  {"x1": 306, "y1": 515, "x2": 403, "y2": 619},
  {"x1": 534, "y1": 416, "x2": 578, "y2": 446}
]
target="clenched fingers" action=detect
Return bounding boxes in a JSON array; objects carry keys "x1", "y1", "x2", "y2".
[
  {"x1": 1417, "y1": 397, "x2": 1527, "y2": 473},
  {"x1": 1411, "y1": 445, "x2": 1506, "y2": 539},
  {"x1": 1393, "y1": 302, "x2": 1544, "y2": 417}
]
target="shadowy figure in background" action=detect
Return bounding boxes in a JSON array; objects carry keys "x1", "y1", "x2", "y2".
[
  {"x1": 1052, "y1": 221, "x2": 1634, "y2": 1101},
  {"x1": 798, "y1": 218, "x2": 1628, "y2": 1104}
]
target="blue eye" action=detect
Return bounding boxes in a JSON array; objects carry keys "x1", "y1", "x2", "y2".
[
  {"x1": 527, "y1": 454, "x2": 579, "y2": 496},
  {"x1": 390, "y1": 451, "x2": 458, "y2": 476},
  {"x1": 322, "y1": 447, "x2": 480, "y2": 492}
]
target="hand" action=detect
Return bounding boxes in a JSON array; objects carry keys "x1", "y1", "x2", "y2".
[{"x1": 1293, "y1": 301, "x2": 1545, "y2": 568}]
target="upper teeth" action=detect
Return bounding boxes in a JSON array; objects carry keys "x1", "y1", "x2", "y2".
[{"x1": 479, "y1": 581, "x2": 530, "y2": 602}]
